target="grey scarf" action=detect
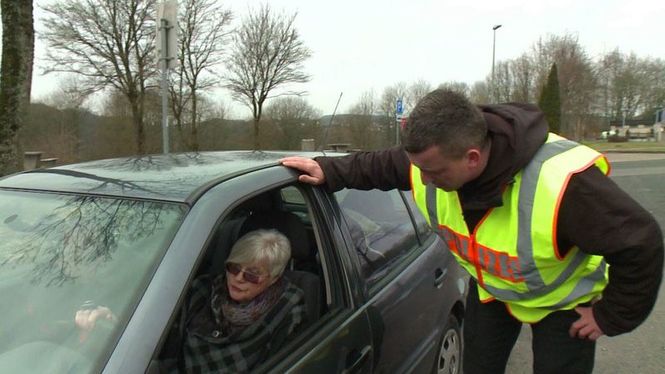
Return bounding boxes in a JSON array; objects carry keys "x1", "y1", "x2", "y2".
[{"x1": 210, "y1": 274, "x2": 285, "y2": 332}]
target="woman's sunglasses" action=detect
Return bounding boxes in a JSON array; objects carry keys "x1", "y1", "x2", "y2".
[{"x1": 225, "y1": 262, "x2": 265, "y2": 284}]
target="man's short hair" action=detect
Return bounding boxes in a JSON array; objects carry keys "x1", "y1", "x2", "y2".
[
  {"x1": 226, "y1": 229, "x2": 291, "y2": 278},
  {"x1": 403, "y1": 89, "x2": 487, "y2": 158}
]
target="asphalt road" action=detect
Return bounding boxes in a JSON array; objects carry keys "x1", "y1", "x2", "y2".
[{"x1": 504, "y1": 153, "x2": 665, "y2": 374}]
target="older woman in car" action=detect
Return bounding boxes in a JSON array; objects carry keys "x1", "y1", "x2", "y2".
[{"x1": 77, "y1": 229, "x2": 306, "y2": 373}]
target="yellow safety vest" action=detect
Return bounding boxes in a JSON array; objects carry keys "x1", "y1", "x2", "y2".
[{"x1": 411, "y1": 133, "x2": 610, "y2": 322}]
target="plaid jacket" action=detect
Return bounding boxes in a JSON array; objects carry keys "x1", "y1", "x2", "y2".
[{"x1": 165, "y1": 275, "x2": 306, "y2": 373}]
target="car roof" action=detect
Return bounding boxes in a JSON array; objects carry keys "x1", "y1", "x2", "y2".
[{"x1": 0, "y1": 151, "x2": 333, "y2": 204}]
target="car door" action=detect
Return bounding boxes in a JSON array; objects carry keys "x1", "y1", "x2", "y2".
[
  {"x1": 333, "y1": 188, "x2": 461, "y2": 373},
  {"x1": 106, "y1": 167, "x2": 307, "y2": 373},
  {"x1": 268, "y1": 184, "x2": 374, "y2": 373},
  {"x1": 105, "y1": 165, "x2": 374, "y2": 373}
]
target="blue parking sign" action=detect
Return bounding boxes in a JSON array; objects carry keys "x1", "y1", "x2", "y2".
[{"x1": 396, "y1": 99, "x2": 403, "y2": 115}]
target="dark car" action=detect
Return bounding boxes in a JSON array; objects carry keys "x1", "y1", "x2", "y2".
[{"x1": 0, "y1": 151, "x2": 467, "y2": 374}]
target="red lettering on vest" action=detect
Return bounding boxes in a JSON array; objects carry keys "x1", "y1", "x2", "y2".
[{"x1": 438, "y1": 225, "x2": 524, "y2": 283}]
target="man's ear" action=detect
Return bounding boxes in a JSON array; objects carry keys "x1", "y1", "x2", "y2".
[{"x1": 466, "y1": 148, "x2": 482, "y2": 167}]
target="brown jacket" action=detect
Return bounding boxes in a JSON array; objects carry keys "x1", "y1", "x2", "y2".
[{"x1": 316, "y1": 103, "x2": 663, "y2": 336}]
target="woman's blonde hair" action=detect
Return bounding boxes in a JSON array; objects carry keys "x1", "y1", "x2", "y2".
[{"x1": 226, "y1": 229, "x2": 291, "y2": 278}]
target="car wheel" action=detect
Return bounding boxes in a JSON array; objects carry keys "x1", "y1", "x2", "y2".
[{"x1": 432, "y1": 315, "x2": 461, "y2": 374}]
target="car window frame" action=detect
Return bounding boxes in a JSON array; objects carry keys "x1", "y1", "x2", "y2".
[
  {"x1": 107, "y1": 166, "x2": 311, "y2": 373},
  {"x1": 400, "y1": 190, "x2": 433, "y2": 245},
  {"x1": 261, "y1": 183, "x2": 380, "y2": 373},
  {"x1": 122, "y1": 166, "x2": 362, "y2": 374}
]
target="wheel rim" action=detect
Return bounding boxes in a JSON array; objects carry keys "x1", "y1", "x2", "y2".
[{"x1": 437, "y1": 327, "x2": 460, "y2": 374}]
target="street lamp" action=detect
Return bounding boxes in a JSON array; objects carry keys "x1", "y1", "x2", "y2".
[{"x1": 491, "y1": 24, "x2": 502, "y2": 83}]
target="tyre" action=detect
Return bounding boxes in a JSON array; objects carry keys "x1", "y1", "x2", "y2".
[{"x1": 432, "y1": 315, "x2": 462, "y2": 374}]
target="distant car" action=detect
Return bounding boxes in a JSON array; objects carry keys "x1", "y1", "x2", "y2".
[{"x1": 0, "y1": 151, "x2": 467, "y2": 374}]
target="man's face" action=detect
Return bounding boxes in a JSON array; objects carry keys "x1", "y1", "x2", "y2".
[{"x1": 407, "y1": 145, "x2": 477, "y2": 191}]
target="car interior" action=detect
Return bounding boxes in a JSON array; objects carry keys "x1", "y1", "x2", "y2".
[
  {"x1": 155, "y1": 183, "x2": 331, "y2": 371},
  {"x1": 204, "y1": 186, "x2": 325, "y2": 324},
  {"x1": 159, "y1": 183, "x2": 329, "y2": 353}
]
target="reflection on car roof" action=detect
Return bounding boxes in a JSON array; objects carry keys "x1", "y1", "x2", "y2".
[{"x1": 0, "y1": 151, "x2": 330, "y2": 203}]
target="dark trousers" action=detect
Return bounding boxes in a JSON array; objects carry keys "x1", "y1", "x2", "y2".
[{"x1": 462, "y1": 280, "x2": 596, "y2": 374}]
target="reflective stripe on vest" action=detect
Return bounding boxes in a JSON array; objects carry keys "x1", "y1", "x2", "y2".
[{"x1": 414, "y1": 133, "x2": 609, "y2": 315}]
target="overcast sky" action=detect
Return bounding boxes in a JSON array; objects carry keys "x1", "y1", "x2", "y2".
[{"x1": 29, "y1": 0, "x2": 665, "y2": 118}]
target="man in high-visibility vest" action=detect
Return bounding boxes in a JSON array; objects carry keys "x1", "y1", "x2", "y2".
[{"x1": 281, "y1": 89, "x2": 663, "y2": 373}]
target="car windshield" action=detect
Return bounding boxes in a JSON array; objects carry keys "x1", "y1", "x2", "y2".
[{"x1": 0, "y1": 190, "x2": 186, "y2": 373}]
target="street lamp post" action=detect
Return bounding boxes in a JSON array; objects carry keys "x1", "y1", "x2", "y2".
[
  {"x1": 492, "y1": 24, "x2": 502, "y2": 80},
  {"x1": 491, "y1": 24, "x2": 502, "y2": 101}
]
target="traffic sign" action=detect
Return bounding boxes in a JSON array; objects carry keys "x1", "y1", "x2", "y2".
[{"x1": 396, "y1": 98, "x2": 403, "y2": 115}]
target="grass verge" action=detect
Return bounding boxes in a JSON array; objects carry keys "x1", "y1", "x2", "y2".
[{"x1": 583, "y1": 141, "x2": 665, "y2": 153}]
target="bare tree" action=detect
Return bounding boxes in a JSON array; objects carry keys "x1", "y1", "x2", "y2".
[
  {"x1": 212, "y1": 98, "x2": 232, "y2": 121},
  {"x1": 511, "y1": 54, "x2": 534, "y2": 102},
  {"x1": 40, "y1": 0, "x2": 157, "y2": 155},
  {"x1": 102, "y1": 90, "x2": 136, "y2": 118},
  {"x1": 491, "y1": 61, "x2": 513, "y2": 102},
  {"x1": 531, "y1": 34, "x2": 597, "y2": 138},
  {"x1": 379, "y1": 82, "x2": 408, "y2": 117},
  {"x1": 469, "y1": 81, "x2": 491, "y2": 104},
  {"x1": 596, "y1": 49, "x2": 664, "y2": 122},
  {"x1": 169, "y1": 0, "x2": 232, "y2": 152},
  {"x1": 407, "y1": 79, "x2": 433, "y2": 107},
  {"x1": 348, "y1": 90, "x2": 378, "y2": 150},
  {"x1": 225, "y1": 5, "x2": 312, "y2": 150},
  {"x1": 597, "y1": 50, "x2": 637, "y2": 120},
  {"x1": 264, "y1": 96, "x2": 321, "y2": 149},
  {"x1": 43, "y1": 75, "x2": 92, "y2": 110},
  {"x1": 24, "y1": 103, "x2": 80, "y2": 165},
  {"x1": 378, "y1": 82, "x2": 408, "y2": 146},
  {"x1": 487, "y1": 55, "x2": 534, "y2": 103},
  {"x1": 34, "y1": 76, "x2": 91, "y2": 164},
  {"x1": 640, "y1": 58, "x2": 665, "y2": 119},
  {"x1": 95, "y1": 88, "x2": 163, "y2": 157},
  {"x1": 438, "y1": 81, "x2": 470, "y2": 97},
  {"x1": 350, "y1": 90, "x2": 377, "y2": 117},
  {"x1": 0, "y1": 0, "x2": 34, "y2": 175}
]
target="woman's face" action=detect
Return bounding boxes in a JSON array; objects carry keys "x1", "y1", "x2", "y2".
[{"x1": 225, "y1": 261, "x2": 277, "y2": 303}]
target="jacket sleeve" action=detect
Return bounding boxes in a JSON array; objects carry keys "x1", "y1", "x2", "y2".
[
  {"x1": 558, "y1": 166, "x2": 664, "y2": 336},
  {"x1": 315, "y1": 146, "x2": 411, "y2": 192}
]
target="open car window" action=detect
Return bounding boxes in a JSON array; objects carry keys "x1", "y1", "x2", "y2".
[{"x1": 156, "y1": 183, "x2": 340, "y2": 373}]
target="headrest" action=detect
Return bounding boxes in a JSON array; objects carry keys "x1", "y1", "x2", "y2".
[
  {"x1": 235, "y1": 193, "x2": 276, "y2": 213},
  {"x1": 238, "y1": 211, "x2": 309, "y2": 260}
]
